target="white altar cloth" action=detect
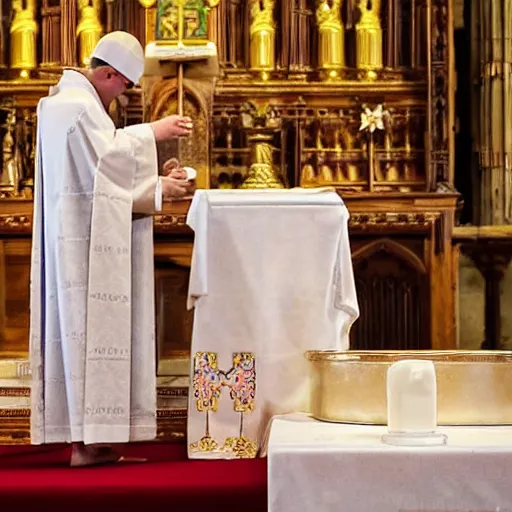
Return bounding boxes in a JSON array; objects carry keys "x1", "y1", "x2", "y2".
[
  {"x1": 186, "y1": 189, "x2": 359, "y2": 459},
  {"x1": 268, "y1": 413, "x2": 512, "y2": 512}
]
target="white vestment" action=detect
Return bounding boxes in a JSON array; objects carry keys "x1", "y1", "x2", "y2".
[
  {"x1": 30, "y1": 69, "x2": 160, "y2": 445},
  {"x1": 186, "y1": 189, "x2": 359, "y2": 459}
]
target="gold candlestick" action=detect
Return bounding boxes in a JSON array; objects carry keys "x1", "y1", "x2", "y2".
[
  {"x1": 76, "y1": 0, "x2": 103, "y2": 67},
  {"x1": 241, "y1": 131, "x2": 283, "y2": 189},
  {"x1": 249, "y1": 0, "x2": 276, "y2": 80},
  {"x1": 356, "y1": 0, "x2": 383, "y2": 78},
  {"x1": 316, "y1": 0, "x2": 344, "y2": 80},
  {"x1": 10, "y1": 0, "x2": 38, "y2": 78}
]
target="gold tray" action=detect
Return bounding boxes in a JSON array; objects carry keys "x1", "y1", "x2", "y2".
[{"x1": 305, "y1": 350, "x2": 512, "y2": 425}]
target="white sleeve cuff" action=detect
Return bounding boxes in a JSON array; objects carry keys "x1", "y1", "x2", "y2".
[{"x1": 155, "y1": 176, "x2": 163, "y2": 212}]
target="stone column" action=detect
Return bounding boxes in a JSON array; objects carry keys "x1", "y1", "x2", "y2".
[{"x1": 471, "y1": 0, "x2": 512, "y2": 225}]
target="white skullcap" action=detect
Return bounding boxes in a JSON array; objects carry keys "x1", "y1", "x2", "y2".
[{"x1": 91, "y1": 31, "x2": 145, "y2": 85}]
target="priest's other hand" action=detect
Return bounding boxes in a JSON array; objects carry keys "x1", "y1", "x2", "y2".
[
  {"x1": 162, "y1": 158, "x2": 185, "y2": 177},
  {"x1": 161, "y1": 175, "x2": 189, "y2": 201},
  {"x1": 151, "y1": 115, "x2": 193, "y2": 141},
  {"x1": 162, "y1": 158, "x2": 196, "y2": 195}
]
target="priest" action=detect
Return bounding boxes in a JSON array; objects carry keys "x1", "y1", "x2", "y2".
[{"x1": 29, "y1": 31, "x2": 194, "y2": 467}]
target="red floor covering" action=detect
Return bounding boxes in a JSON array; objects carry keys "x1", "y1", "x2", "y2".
[{"x1": 0, "y1": 442, "x2": 268, "y2": 510}]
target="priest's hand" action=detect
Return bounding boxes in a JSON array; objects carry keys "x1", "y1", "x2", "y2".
[
  {"x1": 151, "y1": 115, "x2": 193, "y2": 141},
  {"x1": 162, "y1": 158, "x2": 184, "y2": 177},
  {"x1": 163, "y1": 158, "x2": 196, "y2": 195},
  {"x1": 161, "y1": 175, "x2": 189, "y2": 201}
]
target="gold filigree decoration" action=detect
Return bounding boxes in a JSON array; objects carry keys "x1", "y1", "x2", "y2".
[
  {"x1": 189, "y1": 435, "x2": 219, "y2": 452},
  {"x1": 153, "y1": 214, "x2": 188, "y2": 228},
  {"x1": 221, "y1": 436, "x2": 258, "y2": 458},
  {"x1": 349, "y1": 212, "x2": 438, "y2": 227},
  {"x1": 0, "y1": 215, "x2": 32, "y2": 234}
]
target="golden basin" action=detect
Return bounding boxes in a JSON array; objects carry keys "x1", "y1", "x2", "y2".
[{"x1": 305, "y1": 350, "x2": 512, "y2": 425}]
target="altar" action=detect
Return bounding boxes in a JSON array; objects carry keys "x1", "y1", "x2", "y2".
[
  {"x1": 185, "y1": 188, "x2": 359, "y2": 459},
  {"x1": 268, "y1": 413, "x2": 512, "y2": 512}
]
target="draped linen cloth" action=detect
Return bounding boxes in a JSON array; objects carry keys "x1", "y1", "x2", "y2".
[
  {"x1": 186, "y1": 189, "x2": 359, "y2": 459},
  {"x1": 268, "y1": 413, "x2": 512, "y2": 512},
  {"x1": 30, "y1": 69, "x2": 159, "y2": 445}
]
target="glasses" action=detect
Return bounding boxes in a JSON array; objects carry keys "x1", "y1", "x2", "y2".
[{"x1": 111, "y1": 69, "x2": 134, "y2": 90}]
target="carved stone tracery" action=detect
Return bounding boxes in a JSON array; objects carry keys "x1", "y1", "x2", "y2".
[{"x1": 429, "y1": 0, "x2": 451, "y2": 187}]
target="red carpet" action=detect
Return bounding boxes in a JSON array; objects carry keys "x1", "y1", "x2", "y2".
[{"x1": 0, "y1": 443, "x2": 267, "y2": 510}]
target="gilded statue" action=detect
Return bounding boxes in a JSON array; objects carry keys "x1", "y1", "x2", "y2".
[
  {"x1": 10, "y1": 0, "x2": 38, "y2": 76},
  {"x1": 300, "y1": 163, "x2": 316, "y2": 185},
  {"x1": 384, "y1": 129, "x2": 399, "y2": 181},
  {"x1": 157, "y1": 0, "x2": 216, "y2": 42},
  {"x1": 1, "y1": 110, "x2": 21, "y2": 193},
  {"x1": 316, "y1": 0, "x2": 344, "y2": 78},
  {"x1": 76, "y1": 0, "x2": 103, "y2": 66},
  {"x1": 356, "y1": 0, "x2": 383, "y2": 72},
  {"x1": 249, "y1": 0, "x2": 276, "y2": 77}
]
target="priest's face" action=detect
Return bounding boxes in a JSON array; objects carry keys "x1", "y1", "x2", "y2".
[{"x1": 96, "y1": 66, "x2": 134, "y2": 107}]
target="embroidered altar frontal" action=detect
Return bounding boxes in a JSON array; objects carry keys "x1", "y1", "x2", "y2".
[{"x1": 185, "y1": 189, "x2": 359, "y2": 459}]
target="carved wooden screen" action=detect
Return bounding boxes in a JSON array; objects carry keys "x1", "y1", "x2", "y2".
[
  {"x1": 350, "y1": 237, "x2": 430, "y2": 350},
  {"x1": 0, "y1": 239, "x2": 31, "y2": 355},
  {"x1": 154, "y1": 261, "x2": 194, "y2": 375}
]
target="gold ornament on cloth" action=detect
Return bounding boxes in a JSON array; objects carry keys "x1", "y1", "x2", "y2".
[{"x1": 189, "y1": 351, "x2": 258, "y2": 459}]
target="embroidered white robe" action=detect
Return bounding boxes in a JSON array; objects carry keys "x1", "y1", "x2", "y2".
[
  {"x1": 30, "y1": 69, "x2": 160, "y2": 445},
  {"x1": 186, "y1": 189, "x2": 359, "y2": 459}
]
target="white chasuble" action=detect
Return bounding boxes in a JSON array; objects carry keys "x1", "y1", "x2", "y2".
[
  {"x1": 30, "y1": 70, "x2": 159, "y2": 445},
  {"x1": 186, "y1": 189, "x2": 359, "y2": 459}
]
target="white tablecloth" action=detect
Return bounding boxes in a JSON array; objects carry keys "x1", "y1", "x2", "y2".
[
  {"x1": 268, "y1": 413, "x2": 512, "y2": 511},
  {"x1": 185, "y1": 189, "x2": 359, "y2": 459}
]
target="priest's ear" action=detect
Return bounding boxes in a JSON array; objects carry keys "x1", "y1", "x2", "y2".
[{"x1": 90, "y1": 58, "x2": 114, "y2": 79}]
